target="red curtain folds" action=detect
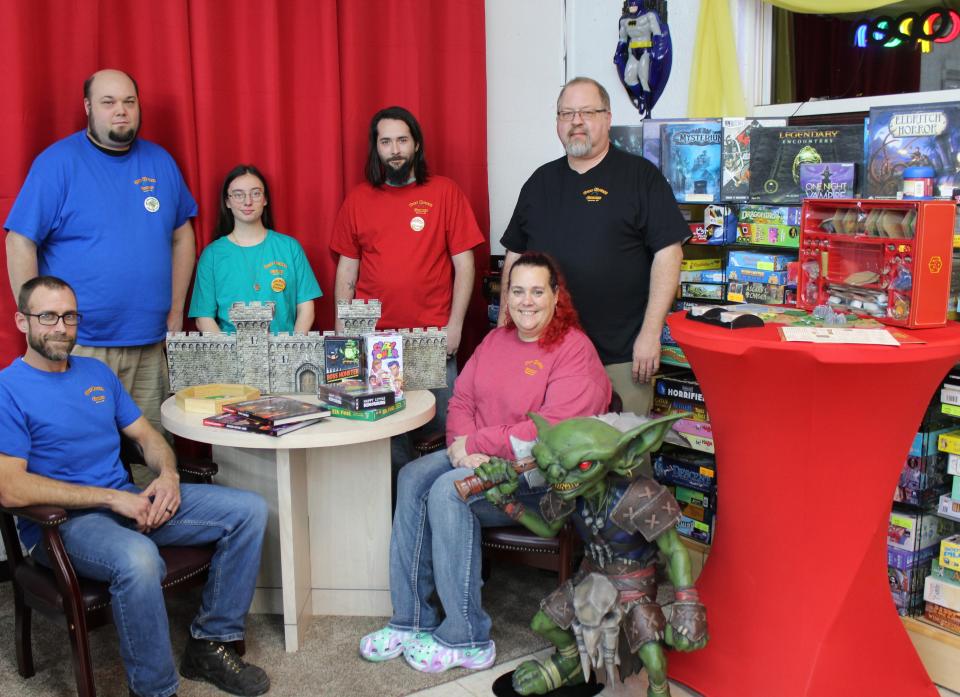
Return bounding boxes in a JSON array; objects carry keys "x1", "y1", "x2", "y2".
[{"x1": 0, "y1": 0, "x2": 490, "y2": 368}]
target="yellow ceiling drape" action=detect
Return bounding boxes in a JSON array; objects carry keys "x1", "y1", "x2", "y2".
[{"x1": 687, "y1": 0, "x2": 896, "y2": 118}]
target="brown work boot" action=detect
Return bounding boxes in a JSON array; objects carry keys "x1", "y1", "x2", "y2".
[{"x1": 179, "y1": 637, "x2": 269, "y2": 695}]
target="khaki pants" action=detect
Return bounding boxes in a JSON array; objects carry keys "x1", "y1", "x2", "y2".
[
  {"x1": 603, "y1": 361, "x2": 654, "y2": 416},
  {"x1": 72, "y1": 341, "x2": 170, "y2": 486}
]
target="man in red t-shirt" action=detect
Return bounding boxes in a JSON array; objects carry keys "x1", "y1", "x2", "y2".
[{"x1": 330, "y1": 106, "x2": 484, "y2": 470}]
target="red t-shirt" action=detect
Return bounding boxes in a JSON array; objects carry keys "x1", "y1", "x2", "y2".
[{"x1": 330, "y1": 176, "x2": 484, "y2": 329}]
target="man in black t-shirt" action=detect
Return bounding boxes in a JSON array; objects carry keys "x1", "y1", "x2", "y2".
[{"x1": 499, "y1": 76, "x2": 688, "y2": 416}]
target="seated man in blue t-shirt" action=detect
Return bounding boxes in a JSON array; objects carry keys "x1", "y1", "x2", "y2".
[{"x1": 0, "y1": 276, "x2": 271, "y2": 697}]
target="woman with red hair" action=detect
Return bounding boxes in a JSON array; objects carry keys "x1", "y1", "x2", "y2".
[{"x1": 360, "y1": 251, "x2": 611, "y2": 674}]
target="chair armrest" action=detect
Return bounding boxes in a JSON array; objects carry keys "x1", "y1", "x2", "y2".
[
  {"x1": 177, "y1": 457, "x2": 219, "y2": 483},
  {"x1": 413, "y1": 431, "x2": 446, "y2": 457},
  {"x1": 1, "y1": 504, "x2": 68, "y2": 527}
]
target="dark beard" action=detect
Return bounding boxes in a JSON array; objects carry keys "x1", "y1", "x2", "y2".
[
  {"x1": 384, "y1": 158, "x2": 414, "y2": 185},
  {"x1": 87, "y1": 113, "x2": 138, "y2": 148},
  {"x1": 28, "y1": 331, "x2": 75, "y2": 362}
]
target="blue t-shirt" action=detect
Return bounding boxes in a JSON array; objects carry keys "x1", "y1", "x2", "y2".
[
  {"x1": 189, "y1": 230, "x2": 323, "y2": 333},
  {"x1": 4, "y1": 131, "x2": 198, "y2": 346},
  {"x1": 0, "y1": 356, "x2": 141, "y2": 549}
]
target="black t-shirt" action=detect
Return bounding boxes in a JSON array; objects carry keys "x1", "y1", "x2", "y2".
[{"x1": 500, "y1": 146, "x2": 689, "y2": 364}]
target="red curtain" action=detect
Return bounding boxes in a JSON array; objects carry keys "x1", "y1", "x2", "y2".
[{"x1": 0, "y1": 0, "x2": 490, "y2": 368}]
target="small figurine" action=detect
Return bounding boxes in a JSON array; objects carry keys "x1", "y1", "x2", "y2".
[
  {"x1": 614, "y1": 1, "x2": 672, "y2": 120},
  {"x1": 477, "y1": 414, "x2": 708, "y2": 696}
]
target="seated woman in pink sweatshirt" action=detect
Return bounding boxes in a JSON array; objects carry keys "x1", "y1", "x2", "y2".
[{"x1": 359, "y1": 251, "x2": 612, "y2": 674}]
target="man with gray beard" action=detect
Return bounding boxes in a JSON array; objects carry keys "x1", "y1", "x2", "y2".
[{"x1": 499, "y1": 77, "x2": 687, "y2": 417}]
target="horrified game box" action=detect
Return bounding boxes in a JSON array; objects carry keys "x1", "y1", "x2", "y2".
[
  {"x1": 864, "y1": 102, "x2": 960, "y2": 199},
  {"x1": 749, "y1": 125, "x2": 864, "y2": 204}
]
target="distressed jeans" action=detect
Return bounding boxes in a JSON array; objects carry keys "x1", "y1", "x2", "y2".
[
  {"x1": 387, "y1": 449, "x2": 546, "y2": 649},
  {"x1": 31, "y1": 483, "x2": 268, "y2": 697}
]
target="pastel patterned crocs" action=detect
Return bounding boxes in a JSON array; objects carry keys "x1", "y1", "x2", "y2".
[
  {"x1": 359, "y1": 627, "x2": 429, "y2": 662},
  {"x1": 403, "y1": 634, "x2": 496, "y2": 673}
]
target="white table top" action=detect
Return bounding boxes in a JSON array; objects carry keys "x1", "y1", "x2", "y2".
[{"x1": 161, "y1": 391, "x2": 436, "y2": 450}]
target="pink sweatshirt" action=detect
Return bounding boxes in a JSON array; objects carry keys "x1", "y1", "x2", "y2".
[{"x1": 446, "y1": 326, "x2": 612, "y2": 459}]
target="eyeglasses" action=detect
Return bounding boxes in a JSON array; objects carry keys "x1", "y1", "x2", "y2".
[
  {"x1": 228, "y1": 189, "x2": 264, "y2": 203},
  {"x1": 556, "y1": 108, "x2": 608, "y2": 122},
  {"x1": 22, "y1": 311, "x2": 82, "y2": 326}
]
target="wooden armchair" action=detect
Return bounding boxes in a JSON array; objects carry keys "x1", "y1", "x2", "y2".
[{"x1": 0, "y1": 444, "x2": 224, "y2": 697}]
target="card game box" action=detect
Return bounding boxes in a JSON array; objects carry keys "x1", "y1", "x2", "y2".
[
  {"x1": 363, "y1": 332, "x2": 403, "y2": 398},
  {"x1": 864, "y1": 101, "x2": 960, "y2": 199},
  {"x1": 317, "y1": 380, "x2": 396, "y2": 411},
  {"x1": 924, "y1": 600, "x2": 960, "y2": 633},
  {"x1": 735, "y1": 222, "x2": 800, "y2": 248},
  {"x1": 749, "y1": 125, "x2": 864, "y2": 204},
  {"x1": 726, "y1": 281, "x2": 788, "y2": 305},
  {"x1": 799, "y1": 162, "x2": 856, "y2": 199},
  {"x1": 680, "y1": 282, "x2": 725, "y2": 301},
  {"x1": 889, "y1": 508, "x2": 956, "y2": 553},
  {"x1": 661, "y1": 121, "x2": 723, "y2": 203},
  {"x1": 721, "y1": 117, "x2": 786, "y2": 202},
  {"x1": 942, "y1": 534, "x2": 960, "y2": 571},
  {"x1": 727, "y1": 250, "x2": 795, "y2": 271},
  {"x1": 323, "y1": 336, "x2": 362, "y2": 383},
  {"x1": 653, "y1": 445, "x2": 716, "y2": 493}
]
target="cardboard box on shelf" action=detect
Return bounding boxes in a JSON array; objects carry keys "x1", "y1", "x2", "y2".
[
  {"x1": 941, "y1": 534, "x2": 960, "y2": 571},
  {"x1": 888, "y1": 509, "x2": 956, "y2": 552}
]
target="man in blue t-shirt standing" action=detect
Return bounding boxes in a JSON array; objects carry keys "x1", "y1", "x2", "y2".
[
  {"x1": 0, "y1": 276, "x2": 270, "y2": 697},
  {"x1": 4, "y1": 69, "x2": 197, "y2": 474}
]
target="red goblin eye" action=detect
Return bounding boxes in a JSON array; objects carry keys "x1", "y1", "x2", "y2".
[{"x1": 578, "y1": 461, "x2": 591, "y2": 471}]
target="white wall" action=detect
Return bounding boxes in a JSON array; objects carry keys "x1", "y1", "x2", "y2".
[{"x1": 485, "y1": 0, "x2": 702, "y2": 253}]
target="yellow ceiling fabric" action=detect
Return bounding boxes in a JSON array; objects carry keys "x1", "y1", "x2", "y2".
[
  {"x1": 688, "y1": 0, "x2": 746, "y2": 117},
  {"x1": 764, "y1": 1, "x2": 897, "y2": 13}
]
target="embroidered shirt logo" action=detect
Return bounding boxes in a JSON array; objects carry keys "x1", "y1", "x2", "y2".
[
  {"x1": 408, "y1": 199, "x2": 434, "y2": 215},
  {"x1": 134, "y1": 176, "x2": 156, "y2": 193},
  {"x1": 84, "y1": 385, "x2": 107, "y2": 404},
  {"x1": 582, "y1": 187, "x2": 608, "y2": 203},
  {"x1": 523, "y1": 359, "x2": 544, "y2": 376}
]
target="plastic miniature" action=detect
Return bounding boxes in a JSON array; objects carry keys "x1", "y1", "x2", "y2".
[
  {"x1": 477, "y1": 413, "x2": 708, "y2": 696},
  {"x1": 614, "y1": 1, "x2": 672, "y2": 120}
]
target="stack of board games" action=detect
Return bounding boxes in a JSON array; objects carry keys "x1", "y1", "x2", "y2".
[
  {"x1": 725, "y1": 250, "x2": 796, "y2": 305},
  {"x1": 650, "y1": 369, "x2": 717, "y2": 545},
  {"x1": 205, "y1": 395, "x2": 329, "y2": 436},
  {"x1": 317, "y1": 379, "x2": 406, "y2": 421}
]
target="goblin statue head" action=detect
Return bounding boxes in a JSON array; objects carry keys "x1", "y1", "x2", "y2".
[{"x1": 529, "y1": 413, "x2": 683, "y2": 501}]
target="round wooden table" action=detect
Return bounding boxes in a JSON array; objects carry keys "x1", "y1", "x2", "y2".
[{"x1": 162, "y1": 391, "x2": 435, "y2": 652}]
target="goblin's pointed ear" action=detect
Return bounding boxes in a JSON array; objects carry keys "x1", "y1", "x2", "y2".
[
  {"x1": 528, "y1": 412, "x2": 551, "y2": 436},
  {"x1": 612, "y1": 414, "x2": 685, "y2": 475}
]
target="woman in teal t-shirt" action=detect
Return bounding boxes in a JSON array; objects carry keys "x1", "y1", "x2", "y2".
[{"x1": 189, "y1": 165, "x2": 322, "y2": 334}]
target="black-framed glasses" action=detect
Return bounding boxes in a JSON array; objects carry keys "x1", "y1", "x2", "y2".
[
  {"x1": 556, "y1": 108, "x2": 608, "y2": 122},
  {"x1": 228, "y1": 189, "x2": 264, "y2": 203},
  {"x1": 21, "y1": 311, "x2": 82, "y2": 326}
]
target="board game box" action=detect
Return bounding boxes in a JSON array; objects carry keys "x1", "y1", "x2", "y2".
[
  {"x1": 864, "y1": 101, "x2": 960, "y2": 199},
  {"x1": 799, "y1": 162, "x2": 856, "y2": 199},
  {"x1": 660, "y1": 121, "x2": 722, "y2": 203},
  {"x1": 323, "y1": 336, "x2": 361, "y2": 383},
  {"x1": 749, "y1": 125, "x2": 864, "y2": 204},
  {"x1": 721, "y1": 117, "x2": 786, "y2": 202},
  {"x1": 363, "y1": 332, "x2": 403, "y2": 398}
]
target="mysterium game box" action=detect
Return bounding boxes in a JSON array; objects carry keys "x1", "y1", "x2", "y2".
[
  {"x1": 661, "y1": 120, "x2": 722, "y2": 203},
  {"x1": 864, "y1": 101, "x2": 960, "y2": 199},
  {"x1": 749, "y1": 125, "x2": 864, "y2": 204}
]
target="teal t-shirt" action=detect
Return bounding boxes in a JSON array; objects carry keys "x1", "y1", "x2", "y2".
[{"x1": 189, "y1": 230, "x2": 322, "y2": 333}]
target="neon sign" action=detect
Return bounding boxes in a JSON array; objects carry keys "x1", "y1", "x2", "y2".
[{"x1": 852, "y1": 9, "x2": 960, "y2": 52}]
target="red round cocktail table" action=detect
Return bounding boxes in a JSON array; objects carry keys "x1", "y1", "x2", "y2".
[{"x1": 666, "y1": 313, "x2": 960, "y2": 697}]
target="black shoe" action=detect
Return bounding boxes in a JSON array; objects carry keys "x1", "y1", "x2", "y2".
[{"x1": 179, "y1": 637, "x2": 270, "y2": 696}]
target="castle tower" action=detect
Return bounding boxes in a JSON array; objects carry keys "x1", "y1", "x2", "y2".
[
  {"x1": 230, "y1": 301, "x2": 274, "y2": 392},
  {"x1": 337, "y1": 299, "x2": 382, "y2": 335}
]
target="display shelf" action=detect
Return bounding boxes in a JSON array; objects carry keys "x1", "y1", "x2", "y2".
[{"x1": 904, "y1": 616, "x2": 960, "y2": 693}]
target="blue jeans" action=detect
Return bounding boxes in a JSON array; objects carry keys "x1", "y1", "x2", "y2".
[
  {"x1": 391, "y1": 355, "x2": 458, "y2": 471},
  {"x1": 387, "y1": 449, "x2": 546, "y2": 649},
  {"x1": 31, "y1": 483, "x2": 268, "y2": 697}
]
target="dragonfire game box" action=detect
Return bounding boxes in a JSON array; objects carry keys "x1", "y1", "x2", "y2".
[
  {"x1": 749, "y1": 125, "x2": 864, "y2": 204},
  {"x1": 661, "y1": 120, "x2": 722, "y2": 203},
  {"x1": 864, "y1": 101, "x2": 960, "y2": 199}
]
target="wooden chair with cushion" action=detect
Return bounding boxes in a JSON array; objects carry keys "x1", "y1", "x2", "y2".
[
  {"x1": 413, "y1": 391, "x2": 623, "y2": 585},
  {"x1": 0, "y1": 439, "x2": 229, "y2": 697}
]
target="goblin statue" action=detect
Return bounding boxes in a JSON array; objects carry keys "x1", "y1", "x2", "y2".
[{"x1": 478, "y1": 414, "x2": 708, "y2": 696}]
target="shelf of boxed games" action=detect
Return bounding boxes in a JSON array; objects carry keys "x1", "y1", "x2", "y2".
[{"x1": 893, "y1": 375, "x2": 960, "y2": 692}]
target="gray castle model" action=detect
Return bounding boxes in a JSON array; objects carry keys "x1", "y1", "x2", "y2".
[{"x1": 166, "y1": 300, "x2": 447, "y2": 394}]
